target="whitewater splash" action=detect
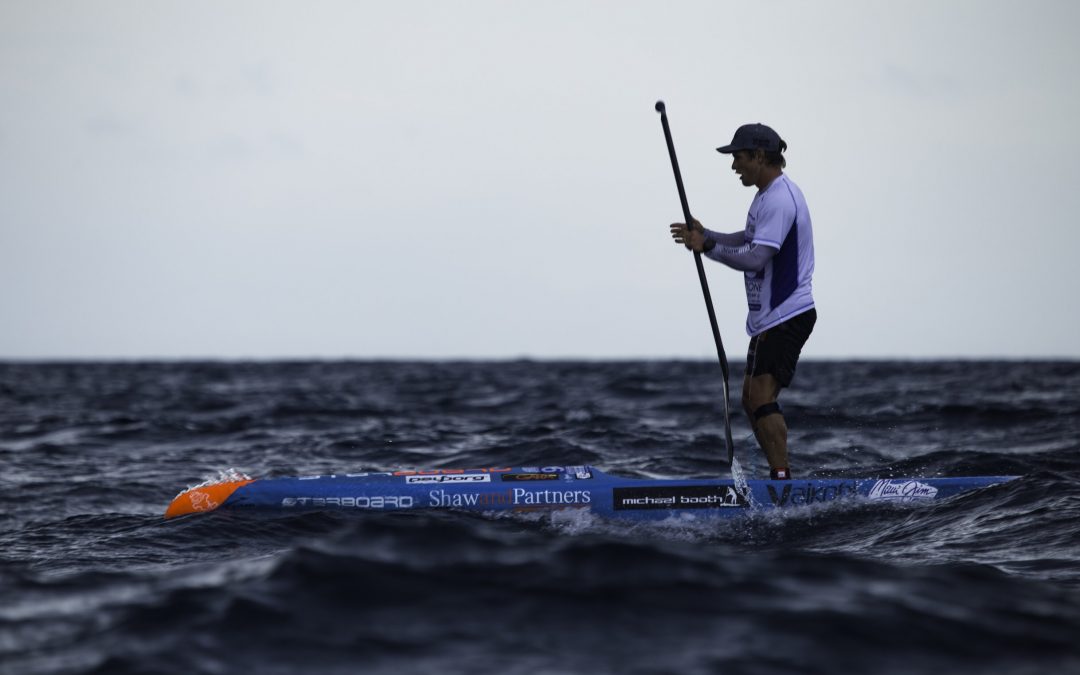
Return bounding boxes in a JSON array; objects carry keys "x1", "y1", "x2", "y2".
[
  {"x1": 182, "y1": 468, "x2": 253, "y2": 494},
  {"x1": 730, "y1": 457, "x2": 757, "y2": 508}
]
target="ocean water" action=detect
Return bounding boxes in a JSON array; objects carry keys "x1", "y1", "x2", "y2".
[{"x1": 2, "y1": 360, "x2": 1079, "y2": 675}]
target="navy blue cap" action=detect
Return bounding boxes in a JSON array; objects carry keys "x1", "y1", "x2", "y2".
[{"x1": 716, "y1": 123, "x2": 783, "y2": 154}]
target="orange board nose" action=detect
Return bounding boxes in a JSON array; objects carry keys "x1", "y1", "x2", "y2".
[{"x1": 165, "y1": 479, "x2": 255, "y2": 519}]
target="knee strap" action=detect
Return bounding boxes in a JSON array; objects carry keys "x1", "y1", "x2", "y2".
[{"x1": 753, "y1": 402, "x2": 782, "y2": 422}]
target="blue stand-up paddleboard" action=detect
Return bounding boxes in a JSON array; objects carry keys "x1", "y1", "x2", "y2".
[
  {"x1": 166, "y1": 104, "x2": 1022, "y2": 524},
  {"x1": 165, "y1": 466, "x2": 1018, "y2": 520}
]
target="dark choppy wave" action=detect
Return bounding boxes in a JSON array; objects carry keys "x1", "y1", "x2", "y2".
[{"x1": 2, "y1": 360, "x2": 1079, "y2": 674}]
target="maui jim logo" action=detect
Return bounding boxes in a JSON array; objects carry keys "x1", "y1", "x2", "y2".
[{"x1": 868, "y1": 480, "x2": 938, "y2": 502}]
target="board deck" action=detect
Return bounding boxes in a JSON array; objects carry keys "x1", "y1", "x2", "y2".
[{"x1": 165, "y1": 466, "x2": 1019, "y2": 520}]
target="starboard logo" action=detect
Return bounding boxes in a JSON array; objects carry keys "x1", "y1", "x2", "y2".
[
  {"x1": 767, "y1": 482, "x2": 859, "y2": 506},
  {"x1": 405, "y1": 474, "x2": 491, "y2": 485},
  {"x1": 613, "y1": 485, "x2": 748, "y2": 510},
  {"x1": 868, "y1": 480, "x2": 938, "y2": 502},
  {"x1": 189, "y1": 491, "x2": 219, "y2": 511},
  {"x1": 281, "y1": 495, "x2": 414, "y2": 509}
]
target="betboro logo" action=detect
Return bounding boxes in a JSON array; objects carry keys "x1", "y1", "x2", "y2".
[{"x1": 405, "y1": 474, "x2": 491, "y2": 485}]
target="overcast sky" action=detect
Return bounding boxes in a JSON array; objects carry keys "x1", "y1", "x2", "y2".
[{"x1": 2, "y1": 1, "x2": 1077, "y2": 360}]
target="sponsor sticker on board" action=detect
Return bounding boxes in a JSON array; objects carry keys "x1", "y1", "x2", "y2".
[
  {"x1": 766, "y1": 482, "x2": 860, "y2": 506},
  {"x1": 405, "y1": 474, "x2": 492, "y2": 485},
  {"x1": 282, "y1": 495, "x2": 415, "y2": 509},
  {"x1": 867, "y1": 480, "x2": 938, "y2": 502},
  {"x1": 613, "y1": 485, "x2": 748, "y2": 510},
  {"x1": 501, "y1": 473, "x2": 561, "y2": 482},
  {"x1": 519, "y1": 466, "x2": 593, "y2": 480}
]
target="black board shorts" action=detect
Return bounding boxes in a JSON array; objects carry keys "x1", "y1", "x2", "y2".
[{"x1": 746, "y1": 308, "x2": 817, "y2": 388}]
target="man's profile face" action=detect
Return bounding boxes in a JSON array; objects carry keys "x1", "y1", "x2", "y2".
[{"x1": 730, "y1": 149, "x2": 765, "y2": 187}]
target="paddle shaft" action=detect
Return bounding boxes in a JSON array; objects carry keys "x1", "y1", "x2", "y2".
[{"x1": 654, "y1": 100, "x2": 735, "y2": 465}]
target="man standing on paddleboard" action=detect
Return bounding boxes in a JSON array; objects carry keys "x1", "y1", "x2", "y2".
[{"x1": 670, "y1": 123, "x2": 816, "y2": 480}]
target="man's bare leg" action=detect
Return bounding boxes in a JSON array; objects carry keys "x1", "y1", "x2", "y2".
[{"x1": 742, "y1": 373, "x2": 788, "y2": 473}]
